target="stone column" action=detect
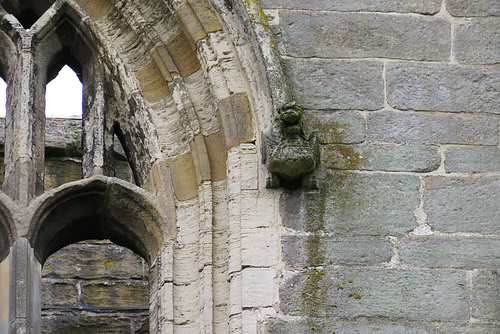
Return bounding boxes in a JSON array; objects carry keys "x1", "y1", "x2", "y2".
[
  {"x1": 82, "y1": 60, "x2": 113, "y2": 177},
  {"x1": 0, "y1": 255, "x2": 10, "y2": 334},
  {"x1": 8, "y1": 238, "x2": 41, "y2": 334},
  {"x1": 3, "y1": 31, "x2": 45, "y2": 205}
]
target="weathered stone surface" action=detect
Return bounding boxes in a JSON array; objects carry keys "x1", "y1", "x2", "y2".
[
  {"x1": 368, "y1": 111, "x2": 498, "y2": 145},
  {"x1": 284, "y1": 59, "x2": 384, "y2": 110},
  {"x1": 401, "y1": 237, "x2": 500, "y2": 268},
  {"x1": 438, "y1": 324, "x2": 500, "y2": 333},
  {"x1": 45, "y1": 118, "x2": 82, "y2": 151},
  {"x1": 446, "y1": 0, "x2": 500, "y2": 16},
  {"x1": 41, "y1": 282, "x2": 78, "y2": 307},
  {"x1": 279, "y1": 190, "x2": 305, "y2": 231},
  {"x1": 44, "y1": 159, "x2": 82, "y2": 190},
  {"x1": 241, "y1": 228, "x2": 279, "y2": 267},
  {"x1": 322, "y1": 144, "x2": 440, "y2": 172},
  {"x1": 455, "y1": 18, "x2": 500, "y2": 64},
  {"x1": 325, "y1": 172, "x2": 420, "y2": 235},
  {"x1": 82, "y1": 281, "x2": 148, "y2": 307},
  {"x1": 282, "y1": 235, "x2": 391, "y2": 268},
  {"x1": 42, "y1": 311, "x2": 147, "y2": 334},
  {"x1": 266, "y1": 318, "x2": 438, "y2": 333},
  {"x1": 241, "y1": 268, "x2": 276, "y2": 308},
  {"x1": 387, "y1": 63, "x2": 500, "y2": 113},
  {"x1": 303, "y1": 111, "x2": 365, "y2": 144},
  {"x1": 280, "y1": 12, "x2": 450, "y2": 61},
  {"x1": 445, "y1": 147, "x2": 500, "y2": 173},
  {"x1": 267, "y1": 319, "x2": 500, "y2": 334},
  {"x1": 472, "y1": 270, "x2": 500, "y2": 321},
  {"x1": 42, "y1": 242, "x2": 146, "y2": 280},
  {"x1": 424, "y1": 176, "x2": 500, "y2": 233},
  {"x1": 261, "y1": 0, "x2": 441, "y2": 13},
  {"x1": 280, "y1": 269, "x2": 468, "y2": 321}
]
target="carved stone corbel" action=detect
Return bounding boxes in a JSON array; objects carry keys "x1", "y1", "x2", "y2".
[{"x1": 263, "y1": 102, "x2": 319, "y2": 189}]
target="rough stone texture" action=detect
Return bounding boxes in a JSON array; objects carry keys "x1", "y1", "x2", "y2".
[
  {"x1": 322, "y1": 144, "x2": 440, "y2": 172},
  {"x1": 266, "y1": 319, "x2": 500, "y2": 333},
  {"x1": 386, "y1": 63, "x2": 500, "y2": 113},
  {"x1": 401, "y1": 237, "x2": 500, "y2": 268},
  {"x1": 325, "y1": 172, "x2": 420, "y2": 236},
  {"x1": 261, "y1": 0, "x2": 442, "y2": 13},
  {"x1": 303, "y1": 111, "x2": 366, "y2": 144},
  {"x1": 44, "y1": 159, "x2": 82, "y2": 190},
  {"x1": 455, "y1": 18, "x2": 500, "y2": 64},
  {"x1": 445, "y1": 147, "x2": 500, "y2": 173},
  {"x1": 41, "y1": 282, "x2": 78, "y2": 307},
  {"x1": 424, "y1": 176, "x2": 500, "y2": 233},
  {"x1": 280, "y1": 12, "x2": 450, "y2": 61},
  {"x1": 282, "y1": 235, "x2": 392, "y2": 268},
  {"x1": 284, "y1": 58, "x2": 384, "y2": 110},
  {"x1": 43, "y1": 242, "x2": 146, "y2": 280},
  {"x1": 81, "y1": 282, "x2": 149, "y2": 307},
  {"x1": 44, "y1": 118, "x2": 82, "y2": 152},
  {"x1": 42, "y1": 311, "x2": 148, "y2": 334},
  {"x1": 265, "y1": 319, "x2": 438, "y2": 333},
  {"x1": 368, "y1": 111, "x2": 499, "y2": 145},
  {"x1": 280, "y1": 269, "x2": 468, "y2": 321},
  {"x1": 472, "y1": 270, "x2": 500, "y2": 321},
  {"x1": 446, "y1": 0, "x2": 500, "y2": 16}
]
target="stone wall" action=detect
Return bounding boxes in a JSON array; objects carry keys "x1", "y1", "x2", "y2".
[{"x1": 261, "y1": 0, "x2": 500, "y2": 332}]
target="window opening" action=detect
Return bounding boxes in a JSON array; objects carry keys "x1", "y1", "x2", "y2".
[
  {"x1": 46, "y1": 65, "x2": 83, "y2": 119},
  {"x1": 0, "y1": 77, "x2": 6, "y2": 187},
  {"x1": 0, "y1": 77, "x2": 6, "y2": 118},
  {"x1": 41, "y1": 240, "x2": 150, "y2": 334},
  {"x1": 44, "y1": 65, "x2": 83, "y2": 190},
  {"x1": 114, "y1": 134, "x2": 133, "y2": 183}
]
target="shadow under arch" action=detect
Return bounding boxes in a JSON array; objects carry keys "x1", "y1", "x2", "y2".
[
  {"x1": 27, "y1": 175, "x2": 171, "y2": 265},
  {"x1": 0, "y1": 192, "x2": 16, "y2": 263}
]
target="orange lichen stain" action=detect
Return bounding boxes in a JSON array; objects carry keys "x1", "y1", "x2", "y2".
[{"x1": 103, "y1": 259, "x2": 117, "y2": 268}]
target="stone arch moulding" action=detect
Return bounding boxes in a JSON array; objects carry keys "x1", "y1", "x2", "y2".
[
  {"x1": 0, "y1": 0, "x2": 290, "y2": 332},
  {"x1": 26, "y1": 176, "x2": 171, "y2": 265}
]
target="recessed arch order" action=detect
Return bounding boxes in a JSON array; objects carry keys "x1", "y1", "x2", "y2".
[{"x1": 26, "y1": 175, "x2": 172, "y2": 265}]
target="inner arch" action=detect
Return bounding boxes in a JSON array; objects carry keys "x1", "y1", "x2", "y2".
[{"x1": 29, "y1": 176, "x2": 169, "y2": 265}]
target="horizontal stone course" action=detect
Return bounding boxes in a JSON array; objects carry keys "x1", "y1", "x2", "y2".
[
  {"x1": 455, "y1": 18, "x2": 500, "y2": 64},
  {"x1": 445, "y1": 147, "x2": 500, "y2": 172},
  {"x1": 284, "y1": 58, "x2": 384, "y2": 110},
  {"x1": 303, "y1": 111, "x2": 366, "y2": 144},
  {"x1": 267, "y1": 319, "x2": 500, "y2": 333},
  {"x1": 280, "y1": 269, "x2": 468, "y2": 321},
  {"x1": 322, "y1": 144, "x2": 440, "y2": 172},
  {"x1": 82, "y1": 281, "x2": 149, "y2": 307},
  {"x1": 261, "y1": 0, "x2": 442, "y2": 13},
  {"x1": 282, "y1": 235, "x2": 391, "y2": 268},
  {"x1": 280, "y1": 12, "x2": 450, "y2": 61},
  {"x1": 325, "y1": 172, "x2": 420, "y2": 236},
  {"x1": 401, "y1": 237, "x2": 500, "y2": 268},
  {"x1": 446, "y1": 0, "x2": 500, "y2": 16},
  {"x1": 368, "y1": 111, "x2": 499, "y2": 145},
  {"x1": 43, "y1": 242, "x2": 146, "y2": 280},
  {"x1": 42, "y1": 312, "x2": 148, "y2": 334},
  {"x1": 387, "y1": 63, "x2": 500, "y2": 113},
  {"x1": 424, "y1": 176, "x2": 500, "y2": 233},
  {"x1": 41, "y1": 282, "x2": 78, "y2": 307}
]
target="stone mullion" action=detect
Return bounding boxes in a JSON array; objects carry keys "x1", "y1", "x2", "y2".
[
  {"x1": 3, "y1": 32, "x2": 45, "y2": 206},
  {"x1": 8, "y1": 238, "x2": 41, "y2": 334},
  {"x1": 82, "y1": 61, "x2": 113, "y2": 178}
]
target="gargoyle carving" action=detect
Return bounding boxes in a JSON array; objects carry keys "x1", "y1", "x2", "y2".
[{"x1": 263, "y1": 102, "x2": 319, "y2": 189}]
